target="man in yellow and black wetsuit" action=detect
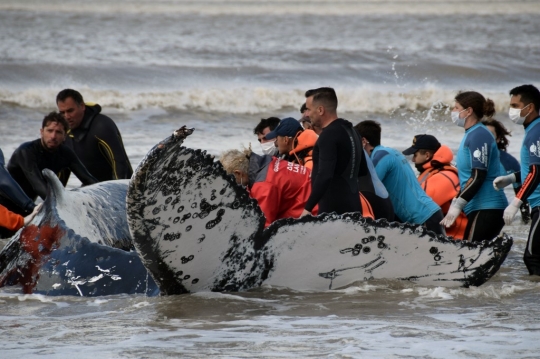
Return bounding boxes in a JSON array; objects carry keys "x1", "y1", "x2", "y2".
[{"x1": 56, "y1": 89, "x2": 133, "y2": 182}]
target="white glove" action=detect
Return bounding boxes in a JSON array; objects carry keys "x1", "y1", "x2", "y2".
[
  {"x1": 503, "y1": 198, "x2": 522, "y2": 226},
  {"x1": 493, "y1": 173, "x2": 516, "y2": 191},
  {"x1": 23, "y1": 203, "x2": 42, "y2": 226},
  {"x1": 440, "y1": 197, "x2": 467, "y2": 228}
]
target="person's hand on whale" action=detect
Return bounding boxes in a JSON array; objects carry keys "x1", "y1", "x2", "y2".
[{"x1": 24, "y1": 203, "x2": 42, "y2": 226}]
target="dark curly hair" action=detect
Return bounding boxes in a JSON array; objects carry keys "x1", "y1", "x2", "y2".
[{"x1": 482, "y1": 118, "x2": 511, "y2": 151}]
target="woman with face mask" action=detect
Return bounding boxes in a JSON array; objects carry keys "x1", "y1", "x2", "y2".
[{"x1": 440, "y1": 91, "x2": 508, "y2": 242}]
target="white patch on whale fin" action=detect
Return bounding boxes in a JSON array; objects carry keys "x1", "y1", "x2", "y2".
[{"x1": 252, "y1": 215, "x2": 513, "y2": 290}]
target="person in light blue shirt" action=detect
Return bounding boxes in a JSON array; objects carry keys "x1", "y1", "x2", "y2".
[
  {"x1": 483, "y1": 117, "x2": 530, "y2": 224},
  {"x1": 493, "y1": 84, "x2": 540, "y2": 275},
  {"x1": 355, "y1": 120, "x2": 444, "y2": 236},
  {"x1": 441, "y1": 91, "x2": 507, "y2": 242}
]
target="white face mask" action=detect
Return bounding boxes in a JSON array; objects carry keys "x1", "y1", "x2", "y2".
[
  {"x1": 508, "y1": 103, "x2": 531, "y2": 125},
  {"x1": 260, "y1": 141, "x2": 276, "y2": 155},
  {"x1": 451, "y1": 109, "x2": 467, "y2": 128}
]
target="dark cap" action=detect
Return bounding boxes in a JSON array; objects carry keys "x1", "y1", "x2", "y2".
[
  {"x1": 402, "y1": 134, "x2": 441, "y2": 155},
  {"x1": 264, "y1": 117, "x2": 303, "y2": 140}
]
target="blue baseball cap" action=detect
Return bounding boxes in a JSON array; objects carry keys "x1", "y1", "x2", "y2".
[
  {"x1": 402, "y1": 134, "x2": 441, "y2": 155},
  {"x1": 264, "y1": 117, "x2": 303, "y2": 140}
]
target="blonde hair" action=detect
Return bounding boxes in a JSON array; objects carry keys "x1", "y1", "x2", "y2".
[{"x1": 219, "y1": 146, "x2": 252, "y2": 175}]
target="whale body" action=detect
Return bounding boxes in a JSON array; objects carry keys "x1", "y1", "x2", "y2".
[{"x1": 0, "y1": 169, "x2": 158, "y2": 296}]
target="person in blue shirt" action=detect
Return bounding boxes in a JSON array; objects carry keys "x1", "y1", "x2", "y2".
[
  {"x1": 355, "y1": 120, "x2": 444, "y2": 235},
  {"x1": 493, "y1": 84, "x2": 540, "y2": 275},
  {"x1": 483, "y1": 117, "x2": 530, "y2": 223},
  {"x1": 441, "y1": 91, "x2": 507, "y2": 242}
]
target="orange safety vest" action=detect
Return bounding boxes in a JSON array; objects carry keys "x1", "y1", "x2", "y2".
[
  {"x1": 359, "y1": 192, "x2": 375, "y2": 219},
  {"x1": 418, "y1": 145, "x2": 467, "y2": 240},
  {"x1": 289, "y1": 129, "x2": 318, "y2": 171}
]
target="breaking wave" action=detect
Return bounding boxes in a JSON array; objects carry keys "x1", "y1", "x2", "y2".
[
  {"x1": 0, "y1": 86, "x2": 516, "y2": 115},
  {"x1": 2, "y1": 0, "x2": 538, "y2": 16}
]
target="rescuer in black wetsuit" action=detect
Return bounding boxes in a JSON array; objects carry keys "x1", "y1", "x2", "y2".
[
  {"x1": 302, "y1": 87, "x2": 362, "y2": 216},
  {"x1": 7, "y1": 112, "x2": 98, "y2": 202},
  {"x1": 56, "y1": 89, "x2": 133, "y2": 182}
]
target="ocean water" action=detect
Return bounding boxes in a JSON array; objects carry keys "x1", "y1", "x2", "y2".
[{"x1": 1, "y1": 0, "x2": 540, "y2": 357}]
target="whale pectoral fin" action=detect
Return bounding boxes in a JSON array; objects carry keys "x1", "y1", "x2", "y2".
[{"x1": 127, "y1": 128, "x2": 265, "y2": 294}]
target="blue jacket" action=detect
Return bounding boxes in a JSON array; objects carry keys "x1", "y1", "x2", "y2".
[{"x1": 371, "y1": 145, "x2": 440, "y2": 224}]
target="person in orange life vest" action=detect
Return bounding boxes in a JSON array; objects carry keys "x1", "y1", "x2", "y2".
[
  {"x1": 0, "y1": 203, "x2": 41, "y2": 232},
  {"x1": 403, "y1": 134, "x2": 467, "y2": 239},
  {"x1": 264, "y1": 117, "x2": 318, "y2": 171},
  {"x1": 219, "y1": 147, "x2": 317, "y2": 228}
]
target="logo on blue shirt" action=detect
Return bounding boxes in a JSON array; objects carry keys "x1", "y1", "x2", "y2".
[
  {"x1": 473, "y1": 143, "x2": 489, "y2": 166},
  {"x1": 530, "y1": 142, "x2": 540, "y2": 158}
]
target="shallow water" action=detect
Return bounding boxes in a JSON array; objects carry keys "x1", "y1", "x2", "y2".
[{"x1": 1, "y1": 0, "x2": 540, "y2": 357}]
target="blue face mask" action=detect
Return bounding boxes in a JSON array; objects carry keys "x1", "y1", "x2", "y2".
[{"x1": 451, "y1": 109, "x2": 467, "y2": 127}]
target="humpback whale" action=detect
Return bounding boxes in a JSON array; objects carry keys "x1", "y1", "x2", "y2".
[
  {"x1": 0, "y1": 169, "x2": 159, "y2": 296},
  {"x1": 127, "y1": 127, "x2": 513, "y2": 295}
]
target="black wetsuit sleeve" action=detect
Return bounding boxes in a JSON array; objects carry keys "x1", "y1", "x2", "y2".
[
  {"x1": 458, "y1": 168, "x2": 487, "y2": 202},
  {"x1": 305, "y1": 133, "x2": 338, "y2": 212},
  {"x1": 517, "y1": 165, "x2": 540, "y2": 202},
  {"x1": 93, "y1": 116, "x2": 133, "y2": 180},
  {"x1": 513, "y1": 171, "x2": 522, "y2": 195},
  {"x1": 513, "y1": 171, "x2": 522, "y2": 188},
  {"x1": 66, "y1": 148, "x2": 99, "y2": 186},
  {"x1": 0, "y1": 149, "x2": 35, "y2": 213}
]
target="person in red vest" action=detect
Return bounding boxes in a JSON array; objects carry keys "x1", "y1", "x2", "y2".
[
  {"x1": 403, "y1": 134, "x2": 467, "y2": 239},
  {"x1": 220, "y1": 147, "x2": 317, "y2": 228}
]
